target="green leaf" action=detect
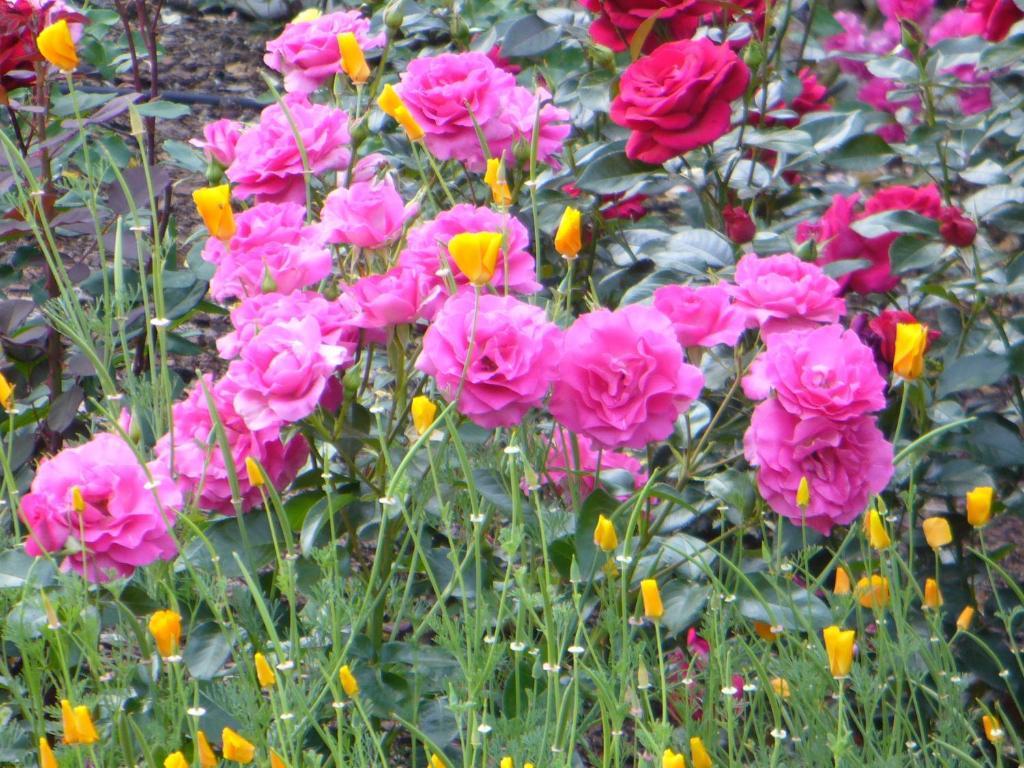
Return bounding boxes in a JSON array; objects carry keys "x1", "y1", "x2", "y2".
[
  {"x1": 706, "y1": 469, "x2": 755, "y2": 517},
  {"x1": 937, "y1": 353, "x2": 1009, "y2": 398},
  {"x1": 827, "y1": 134, "x2": 895, "y2": 171},
  {"x1": 134, "y1": 100, "x2": 191, "y2": 119},
  {"x1": 851, "y1": 210, "x2": 940, "y2": 239},
  {"x1": 472, "y1": 467, "x2": 515, "y2": 513},
  {"x1": 737, "y1": 573, "x2": 833, "y2": 630},
  {"x1": 501, "y1": 15, "x2": 560, "y2": 58},
  {"x1": 822, "y1": 258, "x2": 872, "y2": 279},
  {"x1": 576, "y1": 148, "x2": 660, "y2": 193},
  {"x1": 890, "y1": 236, "x2": 945, "y2": 273},
  {"x1": 0, "y1": 550, "x2": 55, "y2": 589},
  {"x1": 964, "y1": 415, "x2": 1024, "y2": 468},
  {"x1": 183, "y1": 622, "x2": 233, "y2": 679},
  {"x1": 660, "y1": 582, "x2": 712, "y2": 636}
]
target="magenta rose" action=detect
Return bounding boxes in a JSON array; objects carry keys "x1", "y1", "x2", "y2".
[
  {"x1": 190, "y1": 118, "x2": 243, "y2": 167},
  {"x1": 227, "y1": 96, "x2": 350, "y2": 203},
  {"x1": 20, "y1": 432, "x2": 180, "y2": 582},
  {"x1": 217, "y1": 290, "x2": 360, "y2": 362},
  {"x1": 398, "y1": 204, "x2": 541, "y2": 301},
  {"x1": 967, "y1": 0, "x2": 1023, "y2": 40},
  {"x1": 320, "y1": 176, "x2": 418, "y2": 249},
  {"x1": 743, "y1": 398, "x2": 894, "y2": 533},
  {"x1": 939, "y1": 206, "x2": 977, "y2": 247},
  {"x1": 610, "y1": 38, "x2": 750, "y2": 165},
  {"x1": 727, "y1": 253, "x2": 845, "y2": 338},
  {"x1": 201, "y1": 202, "x2": 332, "y2": 301},
  {"x1": 154, "y1": 376, "x2": 308, "y2": 515},
  {"x1": 344, "y1": 268, "x2": 443, "y2": 333},
  {"x1": 878, "y1": 0, "x2": 933, "y2": 24},
  {"x1": 742, "y1": 325, "x2": 887, "y2": 420},
  {"x1": 223, "y1": 316, "x2": 351, "y2": 432},
  {"x1": 579, "y1": 0, "x2": 705, "y2": 52},
  {"x1": 652, "y1": 283, "x2": 747, "y2": 348},
  {"x1": 549, "y1": 304, "x2": 704, "y2": 450},
  {"x1": 542, "y1": 429, "x2": 647, "y2": 501},
  {"x1": 397, "y1": 52, "x2": 515, "y2": 169},
  {"x1": 264, "y1": 10, "x2": 386, "y2": 94},
  {"x1": 417, "y1": 292, "x2": 562, "y2": 428},
  {"x1": 823, "y1": 11, "x2": 898, "y2": 77}
]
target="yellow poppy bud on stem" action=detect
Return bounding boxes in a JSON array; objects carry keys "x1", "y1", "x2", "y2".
[
  {"x1": 394, "y1": 105, "x2": 424, "y2": 141},
  {"x1": 484, "y1": 157, "x2": 512, "y2": 206},
  {"x1": 71, "y1": 485, "x2": 85, "y2": 513},
  {"x1": 864, "y1": 507, "x2": 891, "y2": 549},
  {"x1": 640, "y1": 578, "x2": 664, "y2": 620},
  {"x1": 448, "y1": 231, "x2": 502, "y2": 287},
  {"x1": 922, "y1": 577, "x2": 943, "y2": 609},
  {"x1": 823, "y1": 625, "x2": 855, "y2": 678},
  {"x1": 221, "y1": 728, "x2": 255, "y2": 764},
  {"x1": 165, "y1": 751, "x2": 189, "y2": 768},
  {"x1": 922, "y1": 517, "x2": 952, "y2": 550},
  {"x1": 193, "y1": 185, "x2": 236, "y2": 242},
  {"x1": 338, "y1": 32, "x2": 370, "y2": 85},
  {"x1": 662, "y1": 748, "x2": 685, "y2": 768},
  {"x1": 554, "y1": 206, "x2": 582, "y2": 260},
  {"x1": 855, "y1": 574, "x2": 890, "y2": 609},
  {"x1": 196, "y1": 731, "x2": 217, "y2": 768},
  {"x1": 0, "y1": 372, "x2": 14, "y2": 412},
  {"x1": 795, "y1": 476, "x2": 810, "y2": 510},
  {"x1": 411, "y1": 395, "x2": 438, "y2": 436},
  {"x1": 61, "y1": 700, "x2": 99, "y2": 745},
  {"x1": 983, "y1": 714, "x2": 1004, "y2": 745},
  {"x1": 893, "y1": 322, "x2": 927, "y2": 380},
  {"x1": 690, "y1": 736, "x2": 712, "y2": 768},
  {"x1": 254, "y1": 651, "x2": 276, "y2": 688},
  {"x1": 966, "y1": 486, "x2": 993, "y2": 527},
  {"x1": 593, "y1": 515, "x2": 618, "y2": 552},
  {"x1": 339, "y1": 664, "x2": 359, "y2": 696},
  {"x1": 833, "y1": 566, "x2": 852, "y2": 595},
  {"x1": 956, "y1": 605, "x2": 975, "y2": 631},
  {"x1": 148, "y1": 609, "x2": 182, "y2": 658},
  {"x1": 245, "y1": 456, "x2": 265, "y2": 488},
  {"x1": 39, "y1": 738, "x2": 58, "y2": 768},
  {"x1": 37, "y1": 19, "x2": 78, "y2": 72}
]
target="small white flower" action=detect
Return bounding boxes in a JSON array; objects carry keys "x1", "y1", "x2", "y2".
[
  {"x1": 279, "y1": 713, "x2": 294, "y2": 721},
  {"x1": 187, "y1": 707, "x2": 207, "y2": 717},
  {"x1": 484, "y1": 635, "x2": 497, "y2": 645},
  {"x1": 542, "y1": 662, "x2": 561, "y2": 673},
  {"x1": 503, "y1": 445, "x2": 521, "y2": 455},
  {"x1": 721, "y1": 686, "x2": 738, "y2": 696},
  {"x1": 510, "y1": 641, "x2": 526, "y2": 652},
  {"x1": 470, "y1": 513, "x2": 486, "y2": 524},
  {"x1": 770, "y1": 729, "x2": 787, "y2": 741},
  {"x1": 276, "y1": 660, "x2": 295, "y2": 671},
  {"x1": 567, "y1": 645, "x2": 585, "y2": 655},
  {"x1": 379, "y1": 496, "x2": 397, "y2": 506},
  {"x1": 150, "y1": 317, "x2": 170, "y2": 328},
  {"x1": 477, "y1": 723, "x2": 492, "y2": 734}
]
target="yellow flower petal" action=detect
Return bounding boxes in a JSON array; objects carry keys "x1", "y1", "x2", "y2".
[{"x1": 37, "y1": 19, "x2": 78, "y2": 72}]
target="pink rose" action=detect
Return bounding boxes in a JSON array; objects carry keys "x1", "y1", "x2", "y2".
[
  {"x1": 344, "y1": 268, "x2": 443, "y2": 332},
  {"x1": 743, "y1": 398, "x2": 894, "y2": 533},
  {"x1": 878, "y1": 0, "x2": 933, "y2": 24},
  {"x1": 928, "y1": 8, "x2": 987, "y2": 41},
  {"x1": 398, "y1": 204, "x2": 541, "y2": 301},
  {"x1": 610, "y1": 39, "x2": 750, "y2": 164},
  {"x1": 223, "y1": 316, "x2": 351, "y2": 431},
  {"x1": 227, "y1": 96, "x2": 350, "y2": 203},
  {"x1": 542, "y1": 429, "x2": 647, "y2": 501},
  {"x1": 154, "y1": 376, "x2": 308, "y2": 515},
  {"x1": 743, "y1": 325, "x2": 887, "y2": 420},
  {"x1": 20, "y1": 433, "x2": 180, "y2": 582},
  {"x1": 320, "y1": 175, "x2": 418, "y2": 249},
  {"x1": 201, "y1": 202, "x2": 332, "y2": 301},
  {"x1": 397, "y1": 53, "x2": 568, "y2": 170},
  {"x1": 652, "y1": 284, "x2": 747, "y2": 348},
  {"x1": 722, "y1": 205, "x2": 756, "y2": 243},
  {"x1": 190, "y1": 118, "x2": 243, "y2": 167},
  {"x1": 939, "y1": 205, "x2": 977, "y2": 247},
  {"x1": 417, "y1": 292, "x2": 562, "y2": 428},
  {"x1": 217, "y1": 291, "x2": 360, "y2": 362},
  {"x1": 727, "y1": 253, "x2": 845, "y2": 337},
  {"x1": 549, "y1": 304, "x2": 704, "y2": 450},
  {"x1": 397, "y1": 52, "x2": 515, "y2": 168},
  {"x1": 264, "y1": 10, "x2": 386, "y2": 94},
  {"x1": 824, "y1": 11, "x2": 898, "y2": 77}
]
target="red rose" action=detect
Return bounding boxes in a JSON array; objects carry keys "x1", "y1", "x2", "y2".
[
  {"x1": 579, "y1": 0, "x2": 706, "y2": 52},
  {"x1": 610, "y1": 39, "x2": 750, "y2": 165},
  {"x1": 723, "y1": 205, "x2": 755, "y2": 243},
  {"x1": 939, "y1": 206, "x2": 977, "y2": 247},
  {"x1": 967, "y1": 0, "x2": 1023, "y2": 40},
  {"x1": 867, "y1": 310, "x2": 941, "y2": 365}
]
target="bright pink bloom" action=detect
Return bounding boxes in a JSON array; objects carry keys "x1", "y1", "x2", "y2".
[
  {"x1": 398, "y1": 204, "x2": 540, "y2": 300},
  {"x1": 727, "y1": 253, "x2": 845, "y2": 337},
  {"x1": 417, "y1": 292, "x2": 562, "y2": 428},
  {"x1": 344, "y1": 268, "x2": 442, "y2": 332},
  {"x1": 223, "y1": 316, "x2": 351, "y2": 431},
  {"x1": 743, "y1": 325, "x2": 886, "y2": 420},
  {"x1": 967, "y1": 0, "x2": 1023, "y2": 40},
  {"x1": 578, "y1": 0, "x2": 704, "y2": 52},
  {"x1": 939, "y1": 205, "x2": 977, "y2": 247},
  {"x1": 154, "y1": 376, "x2": 308, "y2": 515},
  {"x1": 217, "y1": 290, "x2": 360, "y2": 361},
  {"x1": 878, "y1": 0, "x2": 933, "y2": 24},
  {"x1": 20, "y1": 433, "x2": 179, "y2": 582},
  {"x1": 928, "y1": 8, "x2": 987, "y2": 40},
  {"x1": 824, "y1": 11, "x2": 898, "y2": 77},
  {"x1": 610, "y1": 39, "x2": 750, "y2": 165},
  {"x1": 201, "y1": 202, "x2": 332, "y2": 301},
  {"x1": 549, "y1": 305, "x2": 703, "y2": 450},
  {"x1": 227, "y1": 96, "x2": 350, "y2": 203},
  {"x1": 743, "y1": 398, "x2": 894, "y2": 533},
  {"x1": 190, "y1": 118, "x2": 243, "y2": 167},
  {"x1": 652, "y1": 284, "x2": 747, "y2": 348},
  {"x1": 396, "y1": 52, "x2": 568, "y2": 170},
  {"x1": 542, "y1": 429, "x2": 647, "y2": 500},
  {"x1": 320, "y1": 175, "x2": 418, "y2": 249},
  {"x1": 263, "y1": 10, "x2": 386, "y2": 94},
  {"x1": 750, "y1": 67, "x2": 830, "y2": 127}
]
